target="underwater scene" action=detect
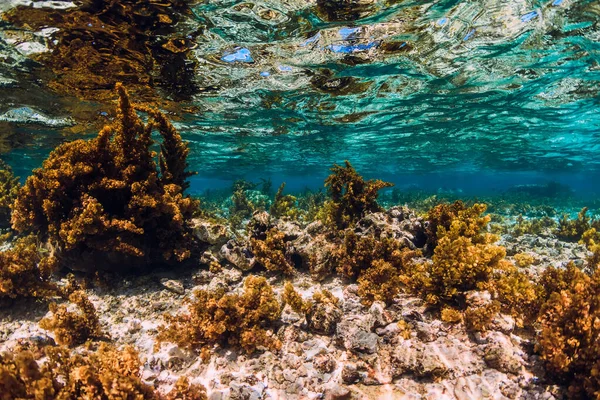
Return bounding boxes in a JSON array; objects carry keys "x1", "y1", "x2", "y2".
[{"x1": 0, "y1": 0, "x2": 599, "y2": 399}]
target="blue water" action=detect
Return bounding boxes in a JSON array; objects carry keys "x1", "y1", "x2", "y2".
[{"x1": 1, "y1": 0, "x2": 599, "y2": 200}]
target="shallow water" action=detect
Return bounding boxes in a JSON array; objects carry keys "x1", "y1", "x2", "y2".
[{"x1": 0, "y1": 0, "x2": 599, "y2": 199}]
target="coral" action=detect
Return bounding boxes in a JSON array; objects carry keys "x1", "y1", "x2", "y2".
[
  {"x1": 5, "y1": 0, "x2": 199, "y2": 104},
  {"x1": 270, "y1": 183, "x2": 299, "y2": 219},
  {"x1": 319, "y1": 161, "x2": 393, "y2": 229},
  {"x1": 39, "y1": 290, "x2": 104, "y2": 347},
  {"x1": 250, "y1": 228, "x2": 294, "y2": 275},
  {"x1": 0, "y1": 160, "x2": 19, "y2": 228},
  {"x1": 11, "y1": 84, "x2": 200, "y2": 271},
  {"x1": 0, "y1": 343, "x2": 197, "y2": 399},
  {"x1": 357, "y1": 260, "x2": 402, "y2": 306},
  {"x1": 536, "y1": 268, "x2": 600, "y2": 399},
  {"x1": 158, "y1": 275, "x2": 282, "y2": 354},
  {"x1": 0, "y1": 235, "x2": 57, "y2": 299}
]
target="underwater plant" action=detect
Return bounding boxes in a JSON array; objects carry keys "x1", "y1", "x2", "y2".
[
  {"x1": 0, "y1": 235, "x2": 57, "y2": 300},
  {"x1": 270, "y1": 183, "x2": 299, "y2": 219},
  {"x1": 424, "y1": 202, "x2": 490, "y2": 252},
  {"x1": 555, "y1": 207, "x2": 599, "y2": 241},
  {"x1": 250, "y1": 227, "x2": 295, "y2": 275},
  {"x1": 157, "y1": 275, "x2": 282, "y2": 354},
  {"x1": 39, "y1": 290, "x2": 104, "y2": 347},
  {"x1": 11, "y1": 84, "x2": 200, "y2": 271},
  {"x1": 0, "y1": 343, "x2": 207, "y2": 399},
  {"x1": 537, "y1": 267, "x2": 600, "y2": 399},
  {"x1": 282, "y1": 282, "x2": 341, "y2": 335},
  {"x1": 318, "y1": 161, "x2": 393, "y2": 229},
  {"x1": 357, "y1": 259, "x2": 403, "y2": 306},
  {"x1": 0, "y1": 160, "x2": 19, "y2": 228}
]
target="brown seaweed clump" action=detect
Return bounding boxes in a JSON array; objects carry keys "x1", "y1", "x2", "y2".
[
  {"x1": 0, "y1": 235, "x2": 57, "y2": 300},
  {"x1": 4, "y1": 0, "x2": 199, "y2": 104},
  {"x1": 157, "y1": 275, "x2": 282, "y2": 354},
  {"x1": 270, "y1": 183, "x2": 299, "y2": 219},
  {"x1": 251, "y1": 227, "x2": 295, "y2": 275},
  {"x1": 10, "y1": 84, "x2": 199, "y2": 271},
  {"x1": 537, "y1": 267, "x2": 600, "y2": 399},
  {"x1": 0, "y1": 343, "x2": 207, "y2": 399},
  {"x1": 318, "y1": 161, "x2": 393, "y2": 229},
  {"x1": 425, "y1": 201, "x2": 490, "y2": 252},
  {"x1": 556, "y1": 207, "x2": 600, "y2": 241},
  {"x1": 39, "y1": 290, "x2": 104, "y2": 347},
  {"x1": 0, "y1": 160, "x2": 19, "y2": 228}
]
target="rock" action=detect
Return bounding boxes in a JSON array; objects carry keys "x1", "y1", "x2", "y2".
[
  {"x1": 313, "y1": 353, "x2": 336, "y2": 374},
  {"x1": 337, "y1": 317, "x2": 378, "y2": 354},
  {"x1": 160, "y1": 279, "x2": 184, "y2": 295},
  {"x1": 306, "y1": 298, "x2": 342, "y2": 335},
  {"x1": 324, "y1": 384, "x2": 352, "y2": 400},
  {"x1": 368, "y1": 301, "x2": 392, "y2": 328},
  {"x1": 220, "y1": 240, "x2": 256, "y2": 271},
  {"x1": 341, "y1": 363, "x2": 361, "y2": 384},
  {"x1": 482, "y1": 333, "x2": 523, "y2": 374},
  {"x1": 193, "y1": 220, "x2": 229, "y2": 246},
  {"x1": 229, "y1": 381, "x2": 263, "y2": 400}
]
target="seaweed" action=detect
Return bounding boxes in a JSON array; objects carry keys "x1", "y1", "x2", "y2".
[
  {"x1": 0, "y1": 160, "x2": 19, "y2": 228},
  {"x1": 357, "y1": 259, "x2": 403, "y2": 306},
  {"x1": 157, "y1": 275, "x2": 282, "y2": 354},
  {"x1": 0, "y1": 235, "x2": 57, "y2": 300},
  {"x1": 39, "y1": 290, "x2": 104, "y2": 347},
  {"x1": 318, "y1": 161, "x2": 393, "y2": 229},
  {"x1": 11, "y1": 84, "x2": 200, "y2": 271},
  {"x1": 537, "y1": 267, "x2": 600, "y2": 399},
  {"x1": 270, "y1": 183, "x2": 299, "y2": 219},
  {"x1": 555, "y1": 207, "x2": 599, "y2": 241},
  {"x1": 0, "y1": 343, "x2": 205, "y2": 399},
  {"x1": 251, "y1": 227, "x2": 295, "y2": 275}
]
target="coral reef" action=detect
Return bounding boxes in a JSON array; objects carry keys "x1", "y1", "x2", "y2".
[
  {"x1": 157, "y1": 275, "x2": 282, "y2": 354},
  {"x1": 537, "y1": 267, "x2": 600, "y2": 399},
  {"x1": 0, "y1": 235, "x2": 57, "y2": 299},
  {"x1": 319, "y1": 161, "x2": 393, "y2": 229},
  {"x1": 11, "y1": 84, "x2": 200, "y2": 271},
  {"x1": 39, "y1": 290, "x2": 104, "y2": 347}
]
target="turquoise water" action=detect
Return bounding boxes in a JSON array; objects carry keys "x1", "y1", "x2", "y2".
[{"x1": 1, "y1": 0, "x2": 599, "y2": 199}]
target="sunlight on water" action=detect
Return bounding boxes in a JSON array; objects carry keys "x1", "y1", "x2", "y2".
[{"x1": 0, "y1": 0, "x2": 598, "y2": 195}]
